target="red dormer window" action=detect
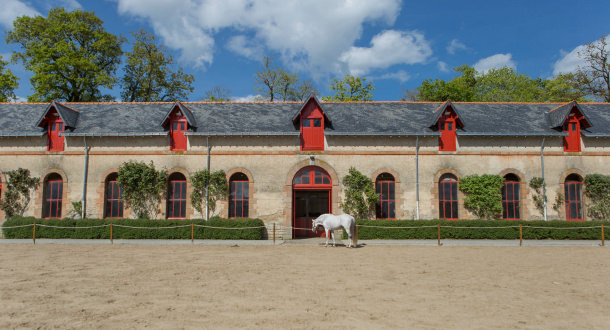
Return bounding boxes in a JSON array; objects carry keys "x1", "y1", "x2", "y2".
[
  {"x1": 170, "y1": 111, "x2": 187, "y2": 151},
  {"x1": 300, "y1": 107, "x2": 324, "y2": 151},
  {"x1": 439, "y1": 111, "x2": 456, "y2": 151},
  {"x1": 47, "y1": 111, "x2": 64, "y2": 152},
  {"x1": 563, "y1": 112, "x2": 581, "y2": 152}
]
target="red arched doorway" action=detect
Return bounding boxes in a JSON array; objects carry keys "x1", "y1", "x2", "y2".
[{"x1": 292, "y1": 166, "x2": 332, "y2": 238}]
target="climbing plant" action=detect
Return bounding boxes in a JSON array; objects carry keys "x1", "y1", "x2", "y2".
[
  {"x1": 529, "y1": 177, "x2": 546, "y2": 217},
  {"x1": 190, "y1": 169, "x2": 228, "y2": 218},
  {"x1": 117, "y1": 161, "x2": 167, "y2": 219},
  {"x1": 584, "y1": 174, "x2": 610, "y2": 220},
  {"x1": 0, "y1": 168, "x2": 40, "y2": 217},
  {"x1": 340, "y1": 167, "x2": 379, "y2": 219},
  {"x1": 459, "y1": 174, "x2": 504, "y2": 219}
]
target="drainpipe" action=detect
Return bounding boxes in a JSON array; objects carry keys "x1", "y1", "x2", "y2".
[
  {"x1": 541, "y1": 137, "x2": 548, "y2": 221},
  {"x1": 206, "y1": 135, "x2": 210, "y2": 221},
  {"x1": 82, "y1": 136, "x2": 90, "y2": 219},
  {"x1": 415, "y1": 136, "x2": 420, "y2": 220}
]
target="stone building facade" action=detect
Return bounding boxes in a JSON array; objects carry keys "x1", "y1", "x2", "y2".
[{"x1": 0, "y1": 97, "x2": 608, "y2": 238}]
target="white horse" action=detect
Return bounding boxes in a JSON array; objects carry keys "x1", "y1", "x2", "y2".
[{"x1": 311, "y1": 214, "x2": 357, "y2": 248}]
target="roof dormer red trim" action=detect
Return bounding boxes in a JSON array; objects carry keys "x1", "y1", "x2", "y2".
[{"x1": 295, "y1": 96, "x2": 328, "y2": 151}]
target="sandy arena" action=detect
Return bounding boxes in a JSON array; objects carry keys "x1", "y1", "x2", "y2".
[{"x1": 0, "y1": 243, "x2": 609, "y2": 329}]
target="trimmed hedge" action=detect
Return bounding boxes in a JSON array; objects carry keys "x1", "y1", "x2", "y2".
[
  {"x1": 348, "y1": 220, "x2": 610, "y2": 240},
  {"x1": 2, "y1": 217, "x2": 265, "y2": 240}
]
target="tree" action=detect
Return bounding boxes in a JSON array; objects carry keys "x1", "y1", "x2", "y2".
[
  {"x1": 203, "y1": 86, "x2": 231, "y2": 102},
  {"x1": 293, "y1": 79, "x2": 319, "y2": 101},
  {"x1": 121, "y1": 29, "x2": 194, "y2": 102},
  {"x1": 529, "y1": 177, "x2": 547, "y2": 218},
  {"x1": 117, "y1": 161, "x2": 167, "y2": 219},
  {"x1": 6, "y1": 8, "x2": 123, "y2": 102},
  {"x1": 575, "y1": 35, "x2": 610, "y2": 102},
  {"x1": 340, "y1": 167, "x2": 379, "y2": 219},
  {"x1": 459, "y1": 174, "x2": 504, "y2": 219},
  {"x1": 190, "y1": 170, "x2": 228, "y2": 217},
  {"x1": 407, "y1": 64, "x2": 588, "y2": 102},
  {"x1": 254, "y1": 56, "x2": 285, "y2": 102},
  {"x1": 323, "y1": 75, "x2": 374, "y2": 101},
  {"x1": 0, "y1": 55, "x2": 19, "y2": 102},
  {"x1": 0, "y1": 168, "x2": 40, "y2": 218}
]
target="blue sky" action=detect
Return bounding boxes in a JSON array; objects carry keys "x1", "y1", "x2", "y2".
[{"x1": 1, "y1": 0, "x2": 609, "y2": 101}]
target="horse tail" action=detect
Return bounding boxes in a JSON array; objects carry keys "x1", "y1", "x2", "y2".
[{"x1": 351, "y1": 216, "x2": 358, "y2": 248}]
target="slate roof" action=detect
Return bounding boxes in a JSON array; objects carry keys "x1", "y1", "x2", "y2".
[
  {"x1": 0, "y1": 100, "x2": 609, "y2": 138},
  {"x1": 35, "y1": 100, "x2": 80, "y2": 128},
  {"x1": 546, "y1": 101, "x2": 592, "y2": 129}
]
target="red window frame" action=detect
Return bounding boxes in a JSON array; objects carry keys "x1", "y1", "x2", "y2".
[
  {"x1": 438, "y1": 175, "x2": 458, "y2": 220},
  {"x1": 564, "y1": 179, "x2": 584, "y2": 221},
  {"x1": 105, "y1": 180, "x2": 124, "y2": 218},
  {"x1": 170, "y1": 118, "x2": 187, "y2": 151},
  {"x1": 563, "y1": 116, "x2": 581, "y2": 152},
  {"x1": 502, "y1": 180, "x2": 520, "y2": 220},
  {"x1": 47, "y1": 119, "x2": 65, "y2": 152},
  {"x1": 439, "y1": 113, "x2": 456, "y2": 151},
  {"x1": 375, "y1": 176, "x2": 395, "y2": 219},
  {"x1": 167, "y1": 180, "x2": 187, "y2": 219},
  {"x1": 229, "y1": 178, "x2": 249, "y2": 218},
  {"x1": 292, "y1": 167, "x2": 331, "y2": 189},
  {"x1": 43, "y1": 179, "x2": 63, "y2": 218}
]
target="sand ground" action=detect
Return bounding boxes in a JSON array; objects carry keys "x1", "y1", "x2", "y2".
[{"x1": 0, "y1": 244, "x2": 608, "y2": 329}]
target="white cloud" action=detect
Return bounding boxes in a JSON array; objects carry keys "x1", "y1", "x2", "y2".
[
  {"x1": 375, "y1": 70, "x2": 410, "y2": 82},
  {"x1": 114, "y1": 0, "x2": 402, "y2": 72},
  {"x1": 339, "y1": 30, "x2": 432, "y2": 76},
  {"x1": 446, "y1": 39, "x2": 467, "y2": 55},
  {"x1": 437, "y1": 61, "x2": 449, "y2": 73},
  {"x1": 231, "y1": 94, "x2": 262, "y2": 102},
  {"x1": 552, "y1": 36, "x2": 610, "y2": 76},
  {"x1": 473, "y1": 53, "x2": 516, "y2": 74},
  {"x1": 0, "y1": 0, "x2": 41, "y2": 28},
  {"x1": 226, "y1": 35, "x2": 264, "y2": 60}
]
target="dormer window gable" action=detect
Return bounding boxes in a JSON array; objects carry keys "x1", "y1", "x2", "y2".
[
  {"x1": 547, "y1": 101, "x2": 592, "y2": 152},
  {"x1": 429, "y1": 101, "x2": 464, "y2": 152},
  {"x1": 36, "y1": 101, "x2": 79, "y2": 152},
  {"x1": 292, "y1": 95, "x2": 330, "y2": 151},
  {"x1": 161, "y1": 101, "x2": 197, "y2": 151}
]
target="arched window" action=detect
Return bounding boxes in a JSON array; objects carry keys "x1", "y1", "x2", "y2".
[
  {"x1": 43, "y1": 173, "x2": 63, "y2": 218},
  {"x1": 439, "y1": 174, "x2": 458, "y2": 220},
  {"x1": 229, "y1": 173, "x2": 249, "y2": 218},
  {"x1": 375, "y1": 173, "x2": 395, "y2": 219},
  {"x1": 565, "y1": 174, "x2": 584, "y2": 221},
  {"x1": 105, "y1": 173, "x2": 123, "y2": 218},
  {"x1": 167, "y1": 173, "x2": 187, "y2": 219},
  {"x1": 502, "y1": 174, "x2": 520, "y2": 220}
]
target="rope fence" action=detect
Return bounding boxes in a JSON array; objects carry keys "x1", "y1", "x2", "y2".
[{"x1": 0, "y1": 223, "x2": 606, "y2": 247}]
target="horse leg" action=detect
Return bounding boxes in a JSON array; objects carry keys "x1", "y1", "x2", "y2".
[
  {"x1": 324, "y1": 228, "x2": 329, "y2": 247},
  {"x1": 347, "y1": 230, "x2": 352, "y2": 248},
  {"x1": 332, "y1": 230, "x2": 336, "y2": 247}
]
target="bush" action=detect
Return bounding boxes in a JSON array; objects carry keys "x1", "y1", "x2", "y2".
[
  {"x1": 348, "y1": 219, "x2": 610, "y2": 240},
  {"x1": 2, "y1": 217, "x2": 265, "y2": 240}
]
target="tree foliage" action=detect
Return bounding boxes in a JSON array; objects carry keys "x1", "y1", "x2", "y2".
[
  {"x1": 121, "y1": 29, "x2": 194, "y2": 102},
  {"x1": 405, "y1": 65, "x2": 588, "y2": 102},
  {"x1": 340, "y1": 167, "x2": 379, "y2": 219},
  {"x1": 0, "y1": 55, "x2": 19, "y2": 102},
  {"x1": 0, "y1": 168, "x2": 40, "y2": 218},
  {"x1": 323, "y1": 74, "x2": 374, "y2": 101},
  {"x1": 459, "y1": 174, "x2": 504, "y2": 219},
  {"x1": 190, "y1": 169, "x2": 228, "y2": 217},
  {"x1": 584, "y1": 174, "x2": 610, "y2": 220},
  {"x1": 6, "y1": 8, "x2": 123, "y2": 102},
  {"x1": 575, "y1": 35, "x2": 610, "y2": 102},
  {"x1": 117, "y1": 161, "x2": 167, "y2": 219}
]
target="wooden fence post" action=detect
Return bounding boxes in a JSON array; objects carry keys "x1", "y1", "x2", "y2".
[
  {"x1": 110, "y1": 222, "x2": 113, "y2": 244},
  {"x1": 191, "y1": 223, "x2": 194, "y2": 243},
  {"x1": 519, "y1": 224, "x2": 523, "y2": 247},
  {"x1": 602, "y1": 224, "x2": 605, "y2": 247},
  {"x1": 273, "y1": 223, "x2": 276, "y2": 245},
  {"x1": 437, "y1": 224, "x2": 440, "y2": 246},
  {"x1": 33, "y1": 222, "x2": 36, "y2": 244}
]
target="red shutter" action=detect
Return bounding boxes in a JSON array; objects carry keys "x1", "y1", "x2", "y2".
[
  {"x1": 170, "y1": 119, "x2": 187, "y2": 151},
  {"x1": 48, "y1": 120, "x2": 64, "y2": 152},
  {"x1": 563, "y1": 117, "x2": 581, "y2": 152},
  {"x1": 439, "y1": 115, "x2": 456, "y2": 151}
]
